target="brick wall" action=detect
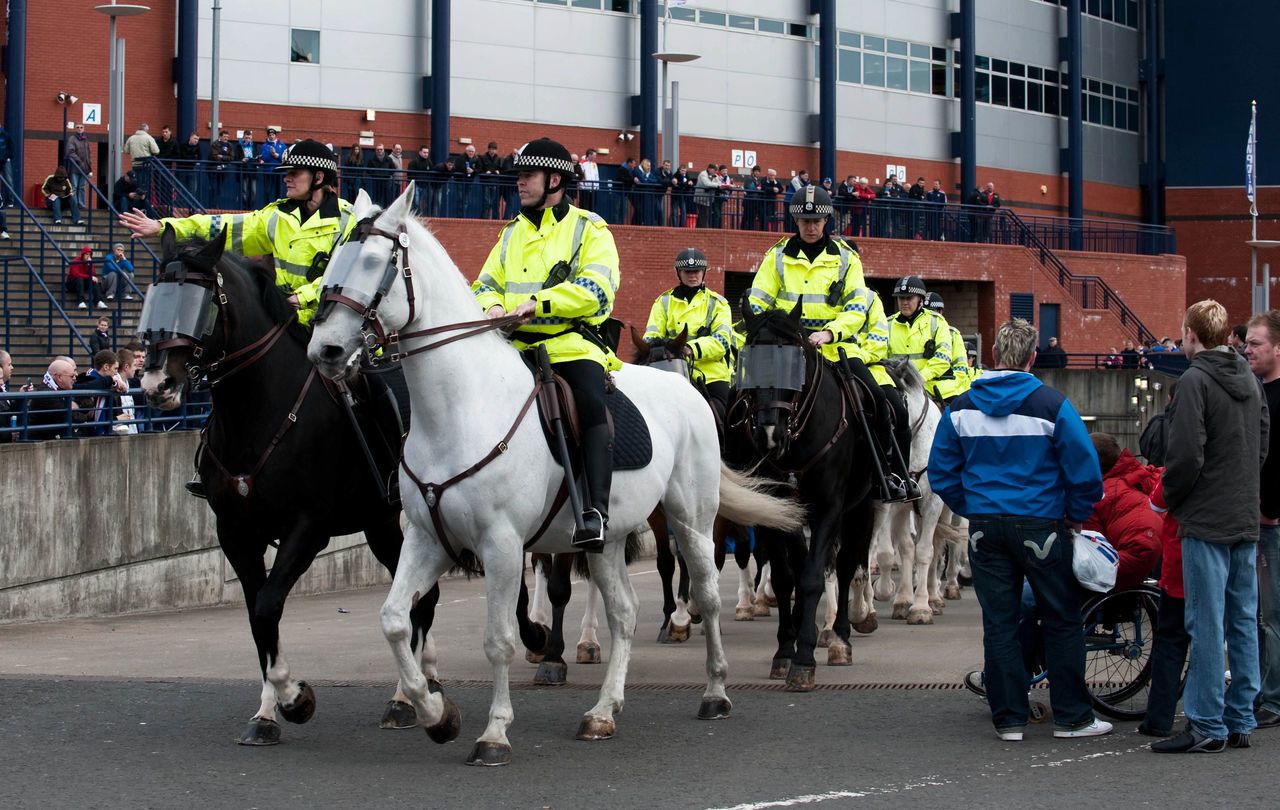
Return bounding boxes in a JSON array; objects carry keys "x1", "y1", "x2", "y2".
[{"x1": 424, "y1": 217, "x2": 1184, "y2": 357}]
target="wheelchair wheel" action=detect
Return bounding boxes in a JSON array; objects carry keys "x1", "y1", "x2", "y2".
[{"x1": 1081, "y1": 586, "x2": 1160, "y2": 720}]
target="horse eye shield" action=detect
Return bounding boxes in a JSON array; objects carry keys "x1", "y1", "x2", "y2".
[
  {"x1": 734, "y1": 344, "x2": 807, "y2": 391},
  {"x1": 137, "y1": 281, "x2": 216, "y2": 344}
]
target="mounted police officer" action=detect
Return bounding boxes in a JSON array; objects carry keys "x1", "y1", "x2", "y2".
[
  {"x1": 121, "y1": 139, "x2": 357, "y2": 327},
  {"x1": 473, "y1": 137, "x2": 621, "y2": 552},
  {"x1": 888, "y1": 275, "x2": 953, "y2": 402},
  {"x1": 122, "y1": 140, "x2": 362, "y2": 498},
  {"x1": 746, "y1": 184, "x2": 920, "y2": 502},
  {"x1": 923, "y1": 291, "x2": 972, "y2": 403},
  {"x1": 643, "y1": 248, "x2": 735, "y2": 412}
]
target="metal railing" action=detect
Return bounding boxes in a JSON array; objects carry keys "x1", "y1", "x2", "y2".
[
  {"x1": 1032, "y1": 351, "x2": 1189, "y2": 374},
  {"x1": 67, "y1": 162, "x2": 156, "y2": 295},
  {"x1": 135, "y1": 156, "x2": 207, "y2": 218},
  {"x1": 1, "y1": 255, "x2": 93, "y2": 361},
  {"x1": 0, "y1": 386, "x2": 210, "y2": 442}
]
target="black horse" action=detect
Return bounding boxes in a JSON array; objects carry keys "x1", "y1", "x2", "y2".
[
  {"x1": 140, "y1": 230, "x2": 439, "y2": 744},
  {"x1": 629, "y1": 325, "x2": 768, "y2": 639},
  {"x1": 726, "y1": 303, "x2": 876, "y2": 690}
]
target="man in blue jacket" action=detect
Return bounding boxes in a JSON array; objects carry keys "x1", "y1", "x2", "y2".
[{"x1": 929, "y1": 318, "x2": 1109, "y2": 742}]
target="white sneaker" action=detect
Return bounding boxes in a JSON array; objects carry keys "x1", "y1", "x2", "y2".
[
  {"x1": 77, "y1": 301, "x2": 87, "y2": 309},
  {"x1": 0, "y1": 230, "x2": 9, "y2": 240},
  {"x1": 96, "y1": 301, "x2": 108, "y2": 309},
  {"x1": 997, "y1": 729, "x2": 1024, "y2": 741},
  {"x1": 1054, "y1": 719, "x2": 1113, "y2": 738},
  {"x1": 53, "y1": 219, "x2": 63, "y2": 225},
  {"x1": 125, "y1": 294, "x2": 135, "y2": 300}
]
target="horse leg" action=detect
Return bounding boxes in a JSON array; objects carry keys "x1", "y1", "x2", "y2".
[
  {"x1": 754, "y1": 555, "x2": 774, "y2": 616},
  {"x1": 532, "y1": 553, "x2": 574, "y2": 685},
  {"x1": 907, "y1": 498, "x2": 943, "y2": 624},
  {"x1": 577, "y1": 578, "x2": 602, "y2": 664},
  {"x1": 667, "y1": 511, "x2": 731, "y2": 720},
  {"x1": 732, "y1": 523, "x2": 756, "y2": 620},
  {"x1": 890, "y1": 506, "x2": 916, "y2": 620},
  {"x1": 217, "y1": 524, "x2": 278, "y2": 745},
  {"x1": 760, "y1": 529, "x2": 794, "y2": 679},
  {"x1": 652, "y1": 512, "x2": 682, "y2": 642},
  {"x1": 525, "y1": 554, "x2": 554, "y2": 662},
  {"x1": 578, "y1": 531, "x2": 638, "y2": 741},
  {"x1": 364, "y1": 516, "x2": 441, "y2": 730},
  {"x1": 871, "y1": 503, "x2": 897, "y2": 604},
  {"x1": 787, "y1": 507, "x2": 839, "y2": 692},
  {"x1": 467, "y1": 539, "x2": 525, "y2": 766},
  {"x1": 712, "y1": 515, "x2": 728, "y2": 571},
  {"x1": 816, "y1": 573, "x2": 837, "y2": 648},
  {"x1": 381, "y1": 523, "x2": 460, "y2": 748},
  {"x1": 840, "y1": 496, "x2": 877, "y2": 640},
  {"x1": 677, "y1": 550, "x2": 697, "y2": 630}
]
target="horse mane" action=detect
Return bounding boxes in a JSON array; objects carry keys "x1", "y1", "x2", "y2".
[{"x1": 883, "y1": 355, "x2": 924, "y2": 392}]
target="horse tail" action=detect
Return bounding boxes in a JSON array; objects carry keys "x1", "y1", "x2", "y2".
[
  {"x1": 716, "y1": 463, "x2": 806, "y2": 532},
  {"x1": 571, "y1": 530, "x2": 646, "y2": 578}
]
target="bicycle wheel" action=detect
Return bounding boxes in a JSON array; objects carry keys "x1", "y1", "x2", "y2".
[{"x1": 1081, "y1": 587, "x2": 1160, "y2": 720}]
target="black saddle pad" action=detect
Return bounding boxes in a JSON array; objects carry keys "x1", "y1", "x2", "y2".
[{"x1": 608, "y1": 387, "x2": 652, "y2": 472}]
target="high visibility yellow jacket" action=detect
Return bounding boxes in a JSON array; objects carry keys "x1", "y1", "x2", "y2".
[
  {"x1": 643, "y1": 286, "x2": 734, "y2": 384},
  {"x1": 473, "y1": 201, "x2": 621, "y2": 371},
  {"x1": 887, "y1": 307, "x2": 953, "y2": 394},
  {"x1": 933, "y1": 324, "x2": 972, "y2": 400},
  {"x1": 746, "y1": 236, "x2": 893, "y2": 385},
  {"x1": 161, "y1": 193, "x2": 356, "y2": 326}
]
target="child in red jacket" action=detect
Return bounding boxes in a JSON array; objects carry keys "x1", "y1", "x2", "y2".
[{"x1": 1141, "y1": 477, "x2": 1187, "y2": 738}]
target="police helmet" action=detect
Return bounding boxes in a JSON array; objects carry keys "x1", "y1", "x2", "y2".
[
  {"x1": 893, "y1": 275, "x2": 927, "y2": 299},
  {"x1": 674, "y1": 247, "x2": 708, "y2": 274},
  {"x1": 924, "y1": 291, "x2": 945, "y2": 311},
  {"x1": 276, "y1": 140, "x2": 339, "y2": 176},
  {"x1": 514, "y1": 138, "x2": 577, "y2": 180},
  {"x1": 789, "y1": 185, "x2": 833, "y2": 220}
]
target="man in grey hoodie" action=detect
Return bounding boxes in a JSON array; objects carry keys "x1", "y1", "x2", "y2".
[{"x1": 1154, "y1": 299, "x2": 1270, "y2": 753}]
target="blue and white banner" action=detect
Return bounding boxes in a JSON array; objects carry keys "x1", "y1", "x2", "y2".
[{"x1": 1247, "y1": 102, "x2": 1257, "y2": 206}]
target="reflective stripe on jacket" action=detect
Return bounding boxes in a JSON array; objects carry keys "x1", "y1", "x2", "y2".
[
  {"x1": 643, "y1": 286, "x2": 734, "y2": 384},
  {"x1": 746, "y1": 236, "x2": 892, "y2": 385},
  {"x1": 933, "y1": 325, "x2": 972, "y2": 400},
  {"x1": 161, "y1": 193, "x2": 356, "y2": 326},
  {"x1": 473, "y1": 202, "x2": 621, "y2": 371},
  {"x1": 888, "y1": 308, "x2": 952, "y2": 392}
]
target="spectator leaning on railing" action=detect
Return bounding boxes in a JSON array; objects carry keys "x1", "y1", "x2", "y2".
[{"x1": 0, "y1": 349, "x2": 15, "y2": 443}]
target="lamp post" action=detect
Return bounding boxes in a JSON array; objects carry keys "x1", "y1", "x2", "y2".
[
  {"x1": 94, "y1": 1, "x2": 150, "y2": 192},
  {"x1": 653, "y1": 11, "x2": 700, "y2": 171},
  {"x1": 55, "y1": 91, "x2": 78, "y2": 164}
]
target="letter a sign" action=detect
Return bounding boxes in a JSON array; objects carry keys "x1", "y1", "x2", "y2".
[{"x1": 82, "y1": 104, "x2": 102, "y2": 126}]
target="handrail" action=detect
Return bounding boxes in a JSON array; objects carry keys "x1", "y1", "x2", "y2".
[
  {"x1": 137, "y1": 156, "x2": 207, "y2": 218},
  {"x1": 1001, "y1": 208, "x2": 1156, "y2": 346},
  {"x1": 67, "y1": 161, "x2": 155, "y2": 301},
  {"x1": 1, "y1": 255, "x2": 93, "y2": 360},
  {"x1": 0, "y1": 386, "x2": 211, "y2": 441}
]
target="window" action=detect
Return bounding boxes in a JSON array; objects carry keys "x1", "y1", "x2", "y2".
[
  {"x1": 863, "y1": 36, "x2": 884, "y2": 52},
  {"x1": 1028, "y1": 66, "x2": 1042, "y2": 81},
  {"x1": 1009, "y1": 62, "x2": 1025, "y2": 77},
  {"x1": 1087, "y1": 93, "x2": 1101, "y2": 124},
  {"x1": 910, "y1": 59, "x2": 930, "y2": 94},
  {"x1": 538, "y1": 0, "x2": 568, "y2": 4},
  {"x1": 668, "y1": 5, "x2": 695, "y2": 21},
  {"x1": 1009, "y1": 77, "x2": 1025, "y2": 109},
  {"x1": 887, "y1": 39, "x2": 908, "y2": 56},
  {"x1": 933, "y1": 47, "x2": 947, "y2": 62},
  {"x1": 864, "y1": 53, "x2": 885, "y2": 87},
  {"x1": 1114, "y1": 100, "x2": 1127, "y2": 130},
  {"x1": 1128, "y1": 103, "x2": 1139, "y2": 132},
  {"x1": 1026, "y1": 81, "x2": 1043, "y2": 112},
  {"x1": 933, "y1": 63, "x2": 949, "y2": 96},
  {"x1": 787, "y1": 23, "x2": 809, "y2": 38},
  {"x1": 992, "y1": 58, "x2": 1007, "y2": 74},
  {"x1": 886, "y1": 57, "x2": 908, "y2": 90},
  {"x1": 976, "y1": 55, "x2": 989, "y2": 70},
  {"x1": 290, "y1": 29, "x2": 319, "y2": 63},
  {"x1": 571, "y1": 0, "x2": 601, "y2": 7},
  {"x1": 728, "y1": 14, "x2": 754, "y2": 30},
  {"x1": 757, "y1": 17, "x2": 784, "y2": 34},
  {"x1": 991, "y1": 73, "x2": 1008, "y2": 106},
  {"x1": 975, "y1": 70, "x2": 990, "y2": 103},
  {"x1": 838, "y1": 48, "x2": 861, "y2": 83},
  {"x1": 839, "y1": 31, "x2": 859, "y2": 48},
  {"x1": 910, "y1": 43, "x2": 930, "y2": 59},
  {"x1": 610, "y1": 0, "x2": 631, "y2": 10},
  {"x1": 1044, "y1": 83, "x2": 1060, "y2": 115},
  {"x1": 699, "y1": 10, "x2": 725, "y2": 25}
]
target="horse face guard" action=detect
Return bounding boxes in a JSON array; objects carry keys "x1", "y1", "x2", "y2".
[
  {"x1": 138, "y1": 258, "x2": 223, "y2": 384},
  {"x1": 733, "y1": 343, "x2": 808, "y2": 436},
  {"x1": 315, "y1": 216, "x2": 416, "y2": 359}
]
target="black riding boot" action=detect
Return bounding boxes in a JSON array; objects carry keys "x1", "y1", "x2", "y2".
[
  {"x1": 882, "y1": 389, "x2": 922, "y2": 502},
  {"x1": 185, "y1": 431, "x2": 208, "y2": 498},
  {"x1": 573, "y1": 424, "x2": 613, "y2": 553}
]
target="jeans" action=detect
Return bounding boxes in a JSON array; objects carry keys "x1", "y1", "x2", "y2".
[
  {"x1": 50, "y1": 195, "x2": 81, "y2": 222},
  {"x1": 0, "y1": 159, "x2": 14, "y2": 206},
  {"x1": 1181, "y1": 536, "x2": 1260, "y2": 738},
  {"x1": 1144, "y1": 590, "x2": 1189, "y2": 733},
  {"x1": 969, "y1": 514, "x2": 1094, "y2": 732},
  {"x1": 70, "y1": 170, "x2": 88, "y2": 208},
  {"x1": 1256, "y1": 524, "x2": 1280, "y2": 713}
]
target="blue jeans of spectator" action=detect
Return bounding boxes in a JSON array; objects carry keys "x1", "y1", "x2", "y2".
[
  {"x1": 1256, "y1": 524, "x2": 1280, "y2": 714},
  {"x1": 1, "y1": 158, "x2": 14, "y2": 206},
  {"x1": 969, "y1": 514, "x2": 1094, "y2": 733},
  {"x1": 1181, "y1": 536, "x2": 1260, "y2": 738},
  {"x1": 1144, "y1": 589, "x2": 1189, "y2": 734},
  {"x1": 70, "y1": 170, "x2": 88, "y2": 208},
  {"x1": 50, "y1": 195, "x2": 80, "y2": 222}
]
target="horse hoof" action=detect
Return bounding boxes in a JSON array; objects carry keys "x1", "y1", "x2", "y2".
[
  {"x1": 576, "y1": 715, "x2": 616, "y2": 741},
  {"x1": 752, "y1": 601, "x2": 771, "y2": 618},
  {"x1": 944, "y1": 585, "x2": 962, "y2": 601},
  {"x1": 769, "y1": 657, "x2": 790, "y2": 680},
  {"x1": 785, "y1": 664, "x2": 816, "y2": 692},
  {"x1": 665, "y1": 622, "x2": 691, "y2": 644},
  {"x1": 424, "y1": 695, "x2": 463, "y2": 744},
  {"x1": 465, "y1": 741, "x2": 512, "y2": 766},
  {"x1": 656, "y1": 624, "x2": 671, "y2": 644},
  {"x1": 689, "y1": 609, "x2": 703, "y2": 625},
  {"x1": 891, "y1": 603, "x2": 911, "y2": 621},
  {"x1": 853, "y1": 615, "x2": 879, "y2": 634},
  {"x1": 734, "y1": 606, "x2": 754, "y2": 621},
  {"x1": 816, "y1": 628, "x2": 833, "y2": 648},
  {"x1": 697, "y1": 696, "x2": 732, "y2": 720},
  {"x1": 278, "y1": 682, "x2": 316, "y2": 725},
  {"x1": 906, "y1": 609, "x2": 934, "y2": 625},
  {"x1": 379, "y1": 699, "x2": 417, "y2": 730},
  {"x1": 237, "y1": 717, "x2": 282, "y2": 746},
  {"x1": 533, "y1": 660, "x2": 568, "y2": 685},
  {"x1": 576, "y1": 642, "x2": 602, "y2": 664},
  {"x1": 827, "y1": 640, "x2": 852, "y2": 666},
  {"x1": 930, "y1": 599, "x2": 946, "y2": 615},
  {"x1": 764, "y1": 594, "x2": 778, "y2": 608}
]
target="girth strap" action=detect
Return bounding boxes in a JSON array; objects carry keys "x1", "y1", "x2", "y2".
[{"x1": 205, "y1": 365, "x2": 319, "y2": 497}]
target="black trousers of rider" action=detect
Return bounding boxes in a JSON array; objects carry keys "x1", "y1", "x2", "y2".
[
  {"x1": 554, "y1": 359, "x2": 608, "y2": 429},
  {"x1": 704, "y1": 380, "x2": 731, "y2": 412},
  {"x1": 842, "y1": 357, "x2": 910, "y2": 469}
]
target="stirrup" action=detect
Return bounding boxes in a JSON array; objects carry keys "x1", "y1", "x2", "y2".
[
  {"x1": 901, "y1": 475, "x2": 923, "y2": 502},
  {"x1": 185, "y1": 475, "x2": 208, "y2": 499},
  {"x1": 572, "y1": 508, "x2": 606, "y2": 553},
  {"x1": 879, "y1": 473, "x2": 909, "y2": 504}
]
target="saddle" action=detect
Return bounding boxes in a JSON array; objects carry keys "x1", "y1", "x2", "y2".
[{"x1": 522, "y1": 352, "x2": 653, "y2": 473}]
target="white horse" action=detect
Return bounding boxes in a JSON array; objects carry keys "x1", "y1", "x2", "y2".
[
  {"x1": 853, "y1": 360, "x2": 946, "y2": 627},
  {"x1": 307, "y1": 185, "x2": 805, "y2": 766}
]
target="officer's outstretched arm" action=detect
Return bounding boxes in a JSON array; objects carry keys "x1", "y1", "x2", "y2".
[{"x1": 161, "y1": 209, "x2": 274, "y2": 256}]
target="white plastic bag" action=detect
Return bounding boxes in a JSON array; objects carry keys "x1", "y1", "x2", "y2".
[{"x1": 1072, "y1": 529, "x2": 1119, "y2": 593}]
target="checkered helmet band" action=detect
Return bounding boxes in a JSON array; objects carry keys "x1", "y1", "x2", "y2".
[
  {"x1": 277, "y1": 140, "x2": 338, "y2": 174},
  {"x1": 894, "y1": 275, "x2": 927, "y2": 297},
  {"x1": 514, "y1": 138, "x2": 576, "y2": 176},
  {"x1": 789, "y1": 185, "x2": 833, "y2": 218},
  {"x1": 675, "y1": 248, "x2": 708, "y2": 270}
]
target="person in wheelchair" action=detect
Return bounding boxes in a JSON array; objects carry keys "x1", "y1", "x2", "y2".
[
  {"x1": 746, "y1": 184, "x2": 920, "y2": 502},
  {"x1": 642, "y1": 247, "x2": 734, "y2": 414}
]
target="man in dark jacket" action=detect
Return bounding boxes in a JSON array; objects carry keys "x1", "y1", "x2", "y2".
[
  {"x1": 64, "y1": 123, "x2": 93, "y2": 207},
  {"x1": 930, "y1": 317, "x2": 1109, "y2": 742},
  {"x1": 407, "y1": 146, "x2": 432, "y2": 212},
  {"x1": 1245, "y1": 309, "x2": 1280, "y2": 730},
  {"x1": 475, "y1": 141, "x2": 504, "y2": 219},
  {"x1": 1154, "y1": 299, "x2": 1269, "y2": 753}
]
